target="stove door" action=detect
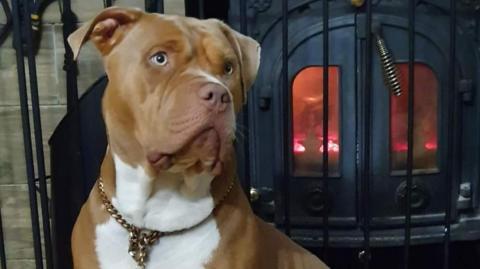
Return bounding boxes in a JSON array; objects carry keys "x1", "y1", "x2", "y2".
[
  {"x1": 367, "y1": 19, "x2": 456, "y2": 227},
  {"x1": 272, "y1": 16, "x2": 359, "y2": 227}
]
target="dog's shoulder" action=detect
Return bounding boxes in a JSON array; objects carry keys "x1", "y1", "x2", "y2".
[
  {"x1": 254, "y1": 218, "x2": 329, "y2": 269},
  {"x1": 71, "y1": 181, "x2": 109, "y2": 269}
]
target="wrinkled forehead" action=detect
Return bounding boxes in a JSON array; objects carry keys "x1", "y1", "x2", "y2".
[{"x1": 130, "y1": 14, "x2": 233, "y2": 58}]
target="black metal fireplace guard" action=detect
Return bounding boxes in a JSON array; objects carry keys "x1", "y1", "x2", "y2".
[{"x1": 4, "y1": 0, "x2": 480, "y2": 268}]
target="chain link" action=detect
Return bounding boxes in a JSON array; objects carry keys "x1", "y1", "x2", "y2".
[
  {"x1": 98, "y1": 176, "x2": 234, "y2": 268},
  {"x1": 99, "y1": 179, "x2": 160, "y2": 268}
]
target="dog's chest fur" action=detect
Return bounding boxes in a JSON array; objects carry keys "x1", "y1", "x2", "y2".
[
  {"x1": 95, "y1": 155, "x2": 221, "y2": 269},
  {"x1": 95, "y1": 217, "x2": 220, "y2": 269}
]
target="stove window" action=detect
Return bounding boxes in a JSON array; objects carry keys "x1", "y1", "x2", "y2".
[
  {"x1": 391, "y1": 63, "x2": 438, "y2": 174},
  {"x1": 292, "y1": 66, "x2": 340, "y2": 176}
]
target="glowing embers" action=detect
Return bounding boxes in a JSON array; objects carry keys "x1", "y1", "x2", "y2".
[
  {"x1": 391, "y1": 63, "x2": 438, "y2": 173},
  {"x1": 292, "y1": 66, "x2": 340, "y2": 176},
  {"x1": 293, "y1": 136, "x2": 340, "y2": 154}
]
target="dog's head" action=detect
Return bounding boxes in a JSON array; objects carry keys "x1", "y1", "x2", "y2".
[{"x1": 69, "y1": 7, "x2": 260, "y2": 180}]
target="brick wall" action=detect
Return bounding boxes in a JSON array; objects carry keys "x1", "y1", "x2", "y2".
[{"x1": 0, "y1": 1, "x2": 185, "y2": 268}]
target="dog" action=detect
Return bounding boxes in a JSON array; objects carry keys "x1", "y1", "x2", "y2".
[{"x1": 69, "y1": 7, "x2": 328, "y2": 269}]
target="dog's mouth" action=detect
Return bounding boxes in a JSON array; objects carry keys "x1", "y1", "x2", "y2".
[{"x1": 147, "y1": 126, "x2": 232, "y2": 176}]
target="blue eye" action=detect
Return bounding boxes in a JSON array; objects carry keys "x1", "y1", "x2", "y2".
[{"x1": 150, "y1": 52, "x2": 168, "y2": 66}]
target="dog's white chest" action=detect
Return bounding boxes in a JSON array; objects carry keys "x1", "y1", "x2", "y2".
[{"x1": 95, "y1": 217, "x2": 220, "y2": 269}]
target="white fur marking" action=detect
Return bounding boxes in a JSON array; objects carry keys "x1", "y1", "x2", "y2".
[
  {"x1": 144, "y1": 178, "x2": 215, "y2": 231},
  {"x1": 96, "y1": 217, "x2": 220, "y2": 269},
  {"x1": 96, "y1": 154, "x2": 220, "y2": 269},
  {"x1": 112, "y1": 155, "x2": 151, "y2": 227}
]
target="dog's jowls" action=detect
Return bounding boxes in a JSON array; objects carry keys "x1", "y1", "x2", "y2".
[{"x1": 69, "y1": 7, "x2": 328, "y2": 269}]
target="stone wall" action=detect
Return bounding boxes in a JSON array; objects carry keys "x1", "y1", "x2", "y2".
[{"x1": 0, "y1": 1, "x2": 185, "y2": 268}]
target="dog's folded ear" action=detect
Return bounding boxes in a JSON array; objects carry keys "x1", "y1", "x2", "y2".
[
  {"x1": 216, "y1": 21, "x2": 261, "y2": 104},
  {"x1": 68, "y1": 7, "x2": 143, "y2": 60}
]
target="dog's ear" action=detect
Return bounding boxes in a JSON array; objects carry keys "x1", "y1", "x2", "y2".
[
  {"x1": 216, "y1": 21, "x2": 261, "y2": 104},
  {"x1": 68, "y1": 7, "x2": 143, "y2": 60}
]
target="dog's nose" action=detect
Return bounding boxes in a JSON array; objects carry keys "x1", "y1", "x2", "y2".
[
  {"x1": 147, "y1": 152, "x2": 172, "y2": 170},
  {"x1": 198, "y1": 83, "x2": 231, "y2": 111}
]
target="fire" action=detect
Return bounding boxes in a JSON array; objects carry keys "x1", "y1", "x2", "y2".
[
  {"x1": 320, "y1": 140, "x2": 340, "y2": 153},
  {"x1": 294, "y1": 138, "x2": 437, "y2": 155},
  {"x1": 424, "y1": 142, "x2": 437, "y2": 150},
  {"x1": 293, "y1": 136, "x2": 340, "y2": 154},
  {"x1": 393, "y1": 142, "x2": 409, "y2": 152},
  {"x1": 293, "y1": 141, "x2": 306, "y2": 153},
  {"x1": 392, "y1": 141, "x2": 438, "y2": 152}
]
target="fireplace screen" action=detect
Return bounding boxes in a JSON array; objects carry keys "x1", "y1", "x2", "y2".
[
  {"x1": 292, "y1": 66, "x2": 340, "y2": 176},
  {"x1": 390, "y1": 63, "x2": 438, "y2": 173}
]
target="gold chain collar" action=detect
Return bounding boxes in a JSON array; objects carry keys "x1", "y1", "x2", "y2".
[{"x1": 98, "y1": 176, "x2": 234, "y2": 269}]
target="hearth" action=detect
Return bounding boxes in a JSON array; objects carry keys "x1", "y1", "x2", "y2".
[{"x1": 229, "y1": 0, "x2": 480, "y2": 247}]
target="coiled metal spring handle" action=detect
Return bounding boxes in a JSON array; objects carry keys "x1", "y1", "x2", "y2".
[{"x1": 375, "y1": 32, "x2": 402, "y2": 96}]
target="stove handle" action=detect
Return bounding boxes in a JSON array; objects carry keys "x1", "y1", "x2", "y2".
[
  {"x1": 258, "y1": 86, "x2": 272, "y2": 111},
  {"x1": 373, "y1": 25, "x2": 402, "y2": 97}
]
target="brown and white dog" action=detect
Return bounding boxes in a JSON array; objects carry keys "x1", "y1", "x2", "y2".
[{"x1": 69, "y1": 7, "x2": 328, "y2": 269}]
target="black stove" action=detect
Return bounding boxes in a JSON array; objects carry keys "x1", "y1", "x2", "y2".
[{"x1": 229, "y1": 0, "x2": 480, "y2": 247}]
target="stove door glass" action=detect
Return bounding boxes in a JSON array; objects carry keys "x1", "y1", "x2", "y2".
[
  {"x1": 292, "y1": 66, "x2": 340, "y2": 176},
  {"x1": 390, "y1": 63, "x2": 438, "y2": 174}
]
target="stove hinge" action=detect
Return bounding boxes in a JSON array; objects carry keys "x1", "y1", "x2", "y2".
[
  {"x1": 459, "y1": 79, "x2": 474, "y2": 104},
  {"x1": 457, "y1": 182, "x2": 472, "y2": 210},
  {"x1": 258, "y1": 85, "x2": 272, "y2": 111}
]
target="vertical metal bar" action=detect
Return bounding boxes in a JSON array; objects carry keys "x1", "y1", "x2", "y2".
[
  {"x1": 361, "y1": 0, "x2": 373, "y2": 267},
  {"x1": 444, "y1": 0, "x2": 456, "y2": 268},
  {"x1": 239, "y1": 0, "x2": 247, "y2": 39},
  {"x1": 239, "y1": 0, "x2": 251, "y2": 201},
  {"x1": 282, "y1": 0, "x2": 290, "y2": 236},
  {"x1": 62, "y1": 0, "x2": 79, "y2": 112},
  {"x1": 156, "y1": 0, "x2": 164, "y2": 13},
  {"x1": 61, "y1": 0, "x2": 88, "y2": 202},
  {"x1": 103, "y1": 0, "x2": 113, "y2": 8},
  {"x1": 144, "y1": 0, "x2": 149, "y2": 11},
  {"x1": 11, "y1": 1, "x2": 44, "y2": 268},
  {"x1": 145, "y1": 0, "x2": 164, "y2": 13},
  {"x1": 404, "y1": 0, "x2": 415, "y2": 268},
  {"x1": 21, "y1": 0, "x2": 53, "y2": 267},
  {"x1": 198, "y1": 0, "x2": 205, "y2": 19},
  {"x1": 0, "y1": 209, "x2": 6, "y2": 269},
  {"x1": 321, "y1": 0, "x2": 330, "y2": 259}
]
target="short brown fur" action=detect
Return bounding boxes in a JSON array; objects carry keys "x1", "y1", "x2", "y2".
[{"x1": 70, "y1": 7, "x2": 328, "y2": 269}]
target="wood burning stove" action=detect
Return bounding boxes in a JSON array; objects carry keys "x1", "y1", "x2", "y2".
[{"x1": 229, "y1": 0, "x2": 480, "y2": 248}]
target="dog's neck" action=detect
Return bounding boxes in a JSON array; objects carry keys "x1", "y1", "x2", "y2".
[{"x1": 106, "y1": 150, "x2": 219, "y2": 232}]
